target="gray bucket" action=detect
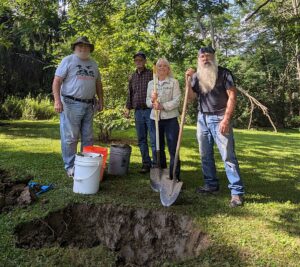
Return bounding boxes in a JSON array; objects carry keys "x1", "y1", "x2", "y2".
[{"x1": 108, "y1": 144, "x2": 132, "y2": 175}]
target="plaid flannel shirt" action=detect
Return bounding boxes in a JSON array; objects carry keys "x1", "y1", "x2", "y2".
[{"x1": 126, "y1": 68, "x2": 153, "y2": 109}]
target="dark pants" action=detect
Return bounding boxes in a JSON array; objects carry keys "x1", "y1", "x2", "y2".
[
  {"x1": 150, "y1": 117, "x2": 180, "y2": 179},
  {"x1": 135, "y1": 109, "x2": 153, "y2": 166}
]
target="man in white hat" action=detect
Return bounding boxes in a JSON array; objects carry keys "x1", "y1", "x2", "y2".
[{"x1": 52, "y1": 36, "x2": 103, "y2": 177}]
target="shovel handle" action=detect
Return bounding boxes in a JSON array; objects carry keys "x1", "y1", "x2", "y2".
[
  {"x1": 172, "y1": 76, "x2": 191, "y2": 179},
  {"x1": 153, "y1": 64, "x2": 160, "y2": 166}
]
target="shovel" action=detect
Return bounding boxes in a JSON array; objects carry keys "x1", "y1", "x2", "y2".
[
  {"x1": 160, "y1": 76, "x2": 190, "y2": 207},
  {"x1": 149, "y1": 106, "x2": 162, "y2": 192},
  {"x1": 149, "y1": 66, "x2": 169, "y2": 192},
  {"x1": 150, "y1": 65, "x2": 162, "y2": 192}
]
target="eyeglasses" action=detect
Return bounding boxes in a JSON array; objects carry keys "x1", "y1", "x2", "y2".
[
  {"x1": 77, "y1": 44, "x2": 91, "y2": 49},
  {"x1": 134, "y1": 58, "x2": 145, "y2": 62},
  {"x1": 198, "y1": 47, "x2": 215, "y2": 55}
]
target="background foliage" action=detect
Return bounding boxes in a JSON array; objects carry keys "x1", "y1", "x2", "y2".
[{"x1": 0, "y1": 0, "x2": 299, "y2": 128}]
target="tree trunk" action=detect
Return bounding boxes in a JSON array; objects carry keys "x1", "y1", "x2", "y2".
[
  {"x1": 197, "y1": 14, "x2": 206, "y2": 40},
  {"x1": 209, "y1": 13, "x2": 216, "y2": 49},
  {"x1": 292, "y1": 0, "x2": 300, "y2": 115}
]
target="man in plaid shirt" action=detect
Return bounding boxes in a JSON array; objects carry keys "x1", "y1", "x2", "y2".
[{"x1": 125, "y1": 52, "x2": 154, "y2": 173}]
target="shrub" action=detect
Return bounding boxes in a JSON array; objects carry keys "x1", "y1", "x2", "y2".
[
  {"x1": 94, "y1": 107, "x2": 130, "y2": 142},
  {"x1": 284, "y1": 115, "x2": 300, "y2": 128},
  {"x1": 0, "y1": 95, "x2": 57, "y2": 120},
  {"x1": 21, "y1": 95, "x2": 57, "y2": 120},
  {"x1": 1, "y1": 96, "x2": 24, "y2": 119}
]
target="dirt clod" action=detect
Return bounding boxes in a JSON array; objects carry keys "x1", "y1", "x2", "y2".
[
  {"x1": 0, "y1": 168, "x2": 36, "y2": 212},
  {"x1": 15, "y1": 203, "x2": 209, "y2": 266},
  {"x1": 17, "y1": 186, "x2": 36, "y2": 205}
]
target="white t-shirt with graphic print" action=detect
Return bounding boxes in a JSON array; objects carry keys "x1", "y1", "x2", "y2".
[{"x1": 55, "y1": 54, "x2": 101, "y2": 99}]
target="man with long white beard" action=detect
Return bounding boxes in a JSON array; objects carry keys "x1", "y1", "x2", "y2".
[
  {"x1": 52, "y1": 36, "x2": 103, "y2": 178},
  {"x1": 186, "y1": 47, "x2": 244, "y2": 208}
]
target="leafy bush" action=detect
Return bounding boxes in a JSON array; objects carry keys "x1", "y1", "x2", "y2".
[
  {"x1": 0, "y1": 95, "x2": 57, "y2": 120},
  {"x1": 21, "y1": 95, "x2": 57, "y2": 120},
  {"x1": 284, "y1": 115, "x2": 300, "y2": 128},
  {"x1": 1, "y1": 96, "x2": 24, "y2": 119},
  {"x1": 94, "y1": 107, "x2": 130, "y2": 142}
]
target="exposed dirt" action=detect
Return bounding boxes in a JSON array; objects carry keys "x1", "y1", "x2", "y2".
[
  {"x1": 15, "y1": 203, "x2": 209, "y2": 266},
  {"x1": 0, "y1": 168, "x2": 36, "y2": 213}
]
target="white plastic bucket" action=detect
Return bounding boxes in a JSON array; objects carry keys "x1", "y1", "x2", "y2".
[{"x1": 73, "y1": 152, "x2": 102, "y2": 194}]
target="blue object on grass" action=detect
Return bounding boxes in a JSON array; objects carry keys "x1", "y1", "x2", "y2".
[{"x1": 28, "y1": 181, "x2": 54, "y2": 196}]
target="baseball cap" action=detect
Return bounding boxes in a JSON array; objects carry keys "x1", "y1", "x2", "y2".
[
  {"x1": 198, "y1": 47, "x2": 215, "y2": 55},
  {"x1": 133, "y1": 51, "x2": 146, "y2": 60}
]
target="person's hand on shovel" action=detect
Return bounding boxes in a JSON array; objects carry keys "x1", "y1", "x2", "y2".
[
  {"x1": 153, "y1": 102, "x2": 164, "y2": 110},
  {"x1": 151, "y1": 91, "x2": 163, "y2": 110},
  {"x1": 185, "y1": 68, "x2": 195, "y2": 79},
  {"x1": 185, "y1": 68, "x2": 196, "y2": 104},
  {"x1": 151, "y1": 91, "x2": 158, "y2": 103}
]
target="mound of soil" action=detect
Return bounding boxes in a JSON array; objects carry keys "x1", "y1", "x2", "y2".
[
  {"x1": 0, "y1": 168, "x2": 36, "y2": 213},
  {"x1": 15, "y1": 203, "x2": 209, "y2": 266}
]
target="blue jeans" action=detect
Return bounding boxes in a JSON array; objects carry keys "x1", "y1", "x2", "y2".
[
  {"x1": 196, "y1": 112, "x2": 244, "y2": 195},
  {"x1": 150, "y1": 117, "x2": 180, "y2": 179},
  {"x1": 134, "y1": 109, "x2": 153, "y2": 166},
  {"x1": 60, "y1": 96, "x2": 94, "y2": 171}
]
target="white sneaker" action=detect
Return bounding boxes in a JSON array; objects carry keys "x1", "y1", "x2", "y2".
[{"x1": 66, "y1": 167, "x2": 74, "y2": 178}]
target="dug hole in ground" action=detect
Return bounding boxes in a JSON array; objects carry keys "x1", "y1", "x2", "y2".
[{"x1": 14, "y1": 203, "x2": 210, "y2": 266}]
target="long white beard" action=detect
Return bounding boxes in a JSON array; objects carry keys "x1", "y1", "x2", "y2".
[
  {"x1": 197, "y1": 60, "x2": 218, "y2": 94},
  {"x1": 75, "y1": 51, "x2": 90, "y2": 60}
]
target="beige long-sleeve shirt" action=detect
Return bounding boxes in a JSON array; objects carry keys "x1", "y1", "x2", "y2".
[{"x1": 146, "y1": 77, "x2": 181, "y2": 120}]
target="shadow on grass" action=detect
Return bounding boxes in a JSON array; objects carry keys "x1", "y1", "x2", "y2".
[
  {"x1": 181, "y1": 162, "x2": 299, "y2": 204},
  {"x1": 175, "y1": 242, "x2": 251, "y2": 267},
  {"x1": 0, "y1": 150, "x2": 64, "y2": 183},
  {"x1": 268, "y1": 206, "x2": 300, "y2": 237},
  {"x1": 182, "y1": 158, "x2": 299, "y2": 204},
  {"x1": 0, "y1": 120, "x2": 61, "y2": 140}
]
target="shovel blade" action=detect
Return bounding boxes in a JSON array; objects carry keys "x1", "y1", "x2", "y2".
[
  {"x1": 150, "y1": 168, "x2": 161, "y2": 192},
  {"x1": 160, "y1": 176, "x2": 183, "y2": 207},
  {"x1": 150, "y1": 168, "x2": 169, "y2": 192}
]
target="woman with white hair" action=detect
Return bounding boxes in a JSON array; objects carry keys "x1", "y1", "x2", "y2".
[{"x1": 146, "y1": 58, "x2": 181, "y2": 180}]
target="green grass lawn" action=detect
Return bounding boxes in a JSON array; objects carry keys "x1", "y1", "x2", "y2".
[{"x1": 0, "y1": 121, "x2": 299, "y2": 266}]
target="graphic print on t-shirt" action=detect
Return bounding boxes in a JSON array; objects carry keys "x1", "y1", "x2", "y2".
[{"x1": 76, "y1": 65, "x2": 95, "y2": 80}]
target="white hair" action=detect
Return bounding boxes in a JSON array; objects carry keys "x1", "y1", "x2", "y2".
[
  {"x1": 156, "y1": 58, "x2": 173, "y2": 77},
  {"x1": 197, "y1": 56, "x2": 218, "y2": 94}
]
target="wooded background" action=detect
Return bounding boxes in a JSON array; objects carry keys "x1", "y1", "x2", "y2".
[{"x1": 0, "y1": 0, "x2": 299, "y2": 128}]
